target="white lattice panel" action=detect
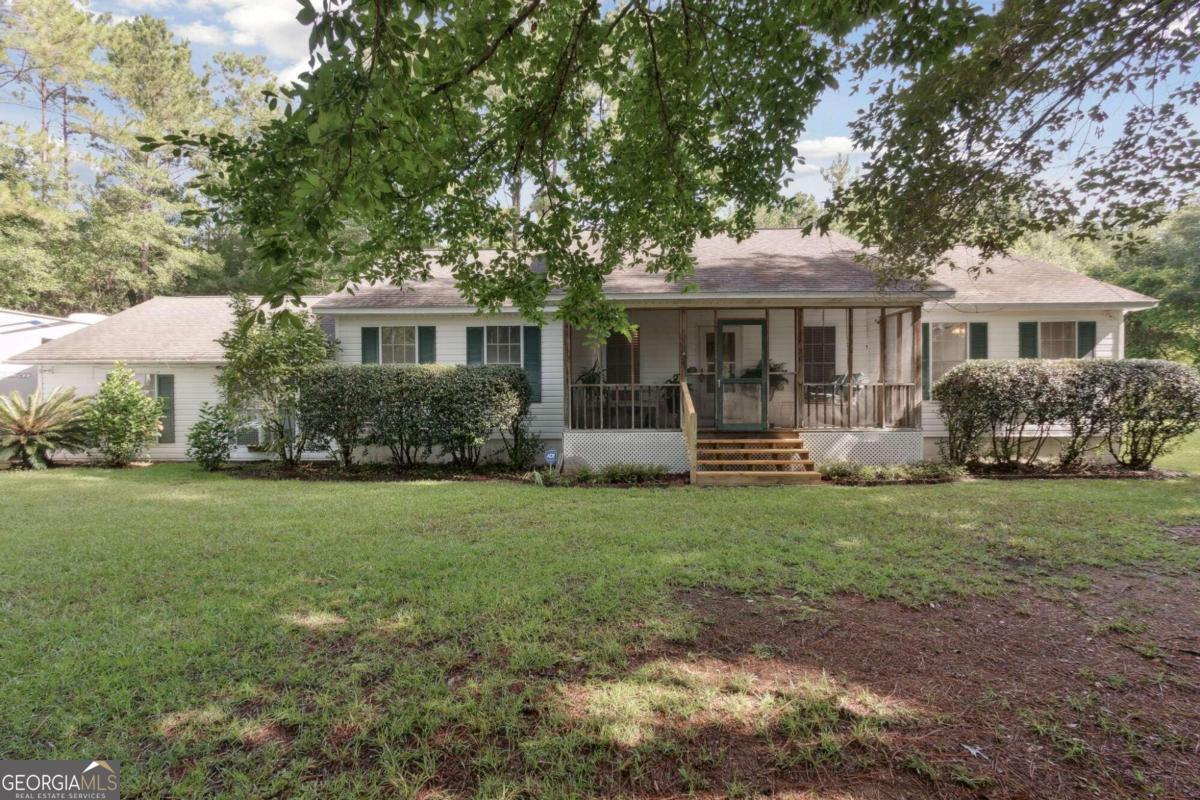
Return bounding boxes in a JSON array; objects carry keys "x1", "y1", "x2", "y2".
[
  {"x1": 562, "y1": 431, "x2": 689, "y2": 474},
  {"x1": 802, "y1": 430, "x2": 923, "y2": 464}
]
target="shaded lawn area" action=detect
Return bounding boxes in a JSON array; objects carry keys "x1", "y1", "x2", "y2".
[{"x1": 1, "y1": 437, "x2": 1199, "y2": 798}]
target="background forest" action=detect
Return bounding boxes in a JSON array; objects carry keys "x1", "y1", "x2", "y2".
[{"x1": 0, "y1": 0, "x2": 1195, "y2": 363}]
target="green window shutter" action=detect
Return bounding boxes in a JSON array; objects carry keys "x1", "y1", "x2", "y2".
[
  {"x1": 155, "y1": 374, "x2": 175, "y2": 444},
  {"x1": 1018, "y1": 322, "x2": 1039, "y2": 358},
  {"x1": 418, "y1": 326, "x2": 436, "y2": 363},
  {"x1": 466, "y1": 326, "x2": 485, "y2": 365},
  {"x1": 921, "y1": 322, "x2": 931, "y2": 400},
  {"x1": 523, "y1": 326, "x2": 542, "y2": 402},
  {"x1": 1077, "y1": 321, "x2": 1097, "y2": 358},
  {"x1": 361, "y1": 326, "x2": 380, "y2": 363},
  {"x1": 968, "y1": 322, "x2": 988, "y2": 359}
]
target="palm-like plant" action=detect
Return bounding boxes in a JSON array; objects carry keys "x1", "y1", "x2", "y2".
[{"x1": 0, "y1": 388, "x2": 91, "y2": 469}]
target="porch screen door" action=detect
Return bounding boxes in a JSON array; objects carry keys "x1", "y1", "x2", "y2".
[{"x1": 715, "y1": 319, "x2": 768, "y2": 430}]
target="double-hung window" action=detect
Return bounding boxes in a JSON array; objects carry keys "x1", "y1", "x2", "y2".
[
  {"x1": 1018, "y1": 321, "x2": 1097, "y2": 359},
  {"x1": 485, "y1": 325, "x2": 522, "y2": 365},
  {"x1": 1039, "y1": 322, "x2": 1077, "y2": 359},
  {"x1": 381, "y1": 326, "x2": 417, "y2": 364}
]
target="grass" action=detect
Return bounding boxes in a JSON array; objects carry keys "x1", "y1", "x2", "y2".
[{"x1": 1, "y1": 435, "x2": 1198, "y2": 797}]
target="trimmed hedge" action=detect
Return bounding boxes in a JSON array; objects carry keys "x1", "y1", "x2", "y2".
[
  {"x1": 296, "y1": 364, "x2": 531, "y2": 468},
  {"x1": 934, "y1": 359, "x2": 1200, "y2": 470}
]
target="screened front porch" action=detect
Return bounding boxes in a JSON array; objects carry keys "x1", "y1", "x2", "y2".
[{"x1": 565, "y1": 307, "x2": 922, "y2": 432}]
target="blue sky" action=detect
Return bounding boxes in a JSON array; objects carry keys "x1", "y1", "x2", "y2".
[{"x1": 17, "y1": 0, "x2": 868, "y2": 200}]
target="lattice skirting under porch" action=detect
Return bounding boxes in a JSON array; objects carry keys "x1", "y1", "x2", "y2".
[
  {"x1": 562, "y1": 431, "x2": 690, "y2": 474},
  {"x1": 801, "y1": 430, "x2": 924, "y2": 464}
]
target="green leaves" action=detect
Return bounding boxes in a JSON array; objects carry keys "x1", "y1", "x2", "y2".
[{"x1": 179, "y1": 0, "x2": 877, "y2": 338}]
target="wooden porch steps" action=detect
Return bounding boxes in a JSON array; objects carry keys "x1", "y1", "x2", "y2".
[{"x1": 692, "y1": 432, "x2": 821, "y2": 486}]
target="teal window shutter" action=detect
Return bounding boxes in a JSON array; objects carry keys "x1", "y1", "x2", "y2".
[
  {"x1": 921, "y1": 322, "x2": 931, "y2": 400},
  {"x1": 1018, "y1": 322, "x2": 1039, "y2": 358},
  {"x1": 155, "y1": 374, "x2": 175, "y2": 444},
  {"x1": 523, "y1": 326, "x2": 542, "y2": 402},
  {"x1": 361, "y1": 327, "x2": 379, "y2": 363},
  {"x1": 1077, "y1": 321, "x2": 1097, "y2": 358},
  {"x1": 968, "y1": 322, "x2": 988, "y2": 359},
  {"x1": 466, "y1": 326, "x2": 485, "y2": 365},
  {"x1": 418, "y1": 326, "x2": 436, "y2": 363}
]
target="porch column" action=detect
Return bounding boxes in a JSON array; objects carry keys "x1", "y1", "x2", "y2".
[
  {"x1": 912, "y1": 305, "x2": 923, "y2": 429},
  {"x1": 564, "y1": 324, "x2": 573, "y2": 429},
  {"x1": 794, "y1": 308, "x2": 802, "y2": 429},
  {"x1": 845, "y1": 307, "x2": 854, "y2": 429},
  {"x1": 878, "y1": 307, "x2": 887, "y2": 427}
]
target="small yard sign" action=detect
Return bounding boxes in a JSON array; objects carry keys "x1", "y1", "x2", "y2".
[{"x1": 545, "y1": 449, "x2": 557, "y2": 467}]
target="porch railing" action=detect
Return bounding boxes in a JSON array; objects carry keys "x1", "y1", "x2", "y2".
[
  {"x1": 567, "y1": 383, "x2": 682, "y2": 430},
  {"x1": 680, "y1": 379, "x2": 698, "y2": 481},
  {"x1": 566, "y1": 378, "x2": 916, "y2": 430},
  {"x1": 798, "y1": 381, "x2": 918, "y2": 430}
]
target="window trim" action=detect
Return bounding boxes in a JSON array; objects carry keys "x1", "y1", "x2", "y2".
[{"x1": 483, "y1": 324, "x2": 523, "y2": 366}]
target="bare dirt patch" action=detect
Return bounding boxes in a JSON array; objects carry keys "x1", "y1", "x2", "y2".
[{"x1": 648, "y1": 570, "x2": 1200, "y2": 799}]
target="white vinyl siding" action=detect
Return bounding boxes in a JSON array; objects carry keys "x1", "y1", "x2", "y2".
[{"x1": 36, "y1": 363, "x2": 275, "y2": 462}]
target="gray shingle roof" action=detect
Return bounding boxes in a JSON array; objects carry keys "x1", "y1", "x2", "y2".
[
  {"x1": 9, "y1": 296, "x2": 324, "y2": 365},
  {"x1": 314, "y1": 229, "x2": 953, "y2": 309},
  {"x1": 930, "y1": 248, "x2": 1156, "y2": 307}
]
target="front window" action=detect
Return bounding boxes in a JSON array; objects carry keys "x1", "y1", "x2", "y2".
[
  {"x1": 931, "y1": 322, "x2": 968, "y2": 383},
  {"x1": 381, "y1": 326, "x2": 417, "y2": 364},
  {"x1": 604, "y1": 331, "x2": 639, "y2": 384},
  {"x1": 486, "y1": 326, "x2": 522, "y2": 365},
  {"x1": 1040, "y1": 321, "x2": 1077, "y2": 359}
]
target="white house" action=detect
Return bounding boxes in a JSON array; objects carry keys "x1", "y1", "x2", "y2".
[
  {"x1": 11, "y1": 230, "x2": 1155, "y2": 483},
  {"x1": 0, "y1": 309, "x2": 106, "y2": 396}
]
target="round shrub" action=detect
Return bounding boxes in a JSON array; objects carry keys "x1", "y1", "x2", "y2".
[
  {"x1": 186, "y1": 402, "x2": 238, "y2": 471},
  {"x1": 934, "y1": 360, "x2": 1065, "y2": 467},
  {"x1": 426, "y1": 365, "x2": 529, "y2": 467},
  {"x1": 1103, "y1": 359, "x2": 1200, "y2": 469},
  {"x1": 297, "y1": 363, "x2": 384, "y2": 467},
  {"x1": 85, "y1": 362, "x2": 163, "y2": 467},
  {"x1": 368, "y1": 365, "x2": 442, "y2": 467}
]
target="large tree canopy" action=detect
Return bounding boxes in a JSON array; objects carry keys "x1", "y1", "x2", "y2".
[
  {"x1": 167, "y1": 0, "x2": 1200, "y2": 334},
  {"x1": 838, "y1": 0, "x2": 1200, "y2": 283}
]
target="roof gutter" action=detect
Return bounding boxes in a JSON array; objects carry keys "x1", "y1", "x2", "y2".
[{"x1": 315, "y1": 290, "x2": 954, "y2": 314}]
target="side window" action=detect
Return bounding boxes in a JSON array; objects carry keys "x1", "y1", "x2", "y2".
[
  {"x1": 154, "y1": 374, "x2": 175, "y2": 444},
  {"x1": 381, "y1": 326, "x2": 418, "y2": 364},
  {"x1": 1039, "y1": 321, "x2": 1077, "y2": 360},
  {"x1": 485, "y1": 326, "x2": 522, "y2": 365}
]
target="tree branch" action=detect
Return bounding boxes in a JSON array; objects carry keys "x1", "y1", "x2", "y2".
[{"x1": 429, "y1": 0, "x2": 544, "y2": 96}]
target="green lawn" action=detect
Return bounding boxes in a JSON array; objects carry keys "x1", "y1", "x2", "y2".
[{"x1": 2, "y1": 437, "x2": 1199, "y2": 797}]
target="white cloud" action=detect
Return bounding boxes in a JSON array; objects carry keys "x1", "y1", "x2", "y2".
[
  {"x1": 793, "y1": 136, "x2": 862, "y2": 160},
  {"x1": 186, "y1": 0, "x2": 312, "y2": 63},
  {"x1": 173, "y1": 20, "x2": 225, "y2": 45},
  {"x1": 115, "y1": 0, "x2": 175, "y2": 8}
]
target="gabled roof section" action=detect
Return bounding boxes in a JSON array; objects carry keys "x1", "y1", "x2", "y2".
[
  {"x1": 314, "y1": 229, "x2": 954, "y2": 310},
  {"x1": 931, "y1": 248, "x2": 1157, "y2": 308},
  {"x1": 9, "y1": 296, "x2": 324, "y2": 365}
]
